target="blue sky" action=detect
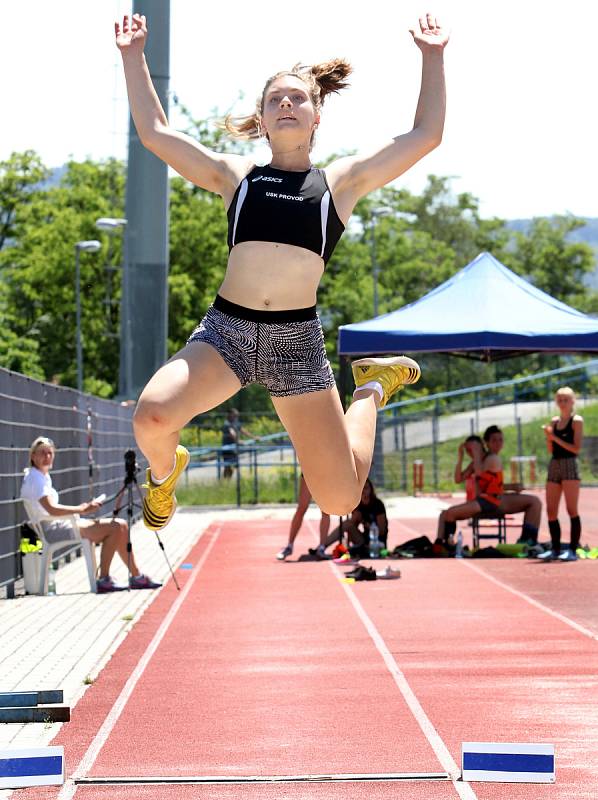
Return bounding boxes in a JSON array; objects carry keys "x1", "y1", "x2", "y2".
[{"x1": 2, "y1": 0, "x2": 597, "y2": 219}]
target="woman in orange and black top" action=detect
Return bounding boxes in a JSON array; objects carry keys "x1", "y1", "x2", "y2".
[
  {"x1": 539, "y1": 386, "x2": 584, "y2": 562},
  {"x1": 437, "y1": 425, "x2": 542, "y2": 546}
]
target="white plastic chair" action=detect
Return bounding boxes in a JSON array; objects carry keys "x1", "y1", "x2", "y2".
[{"x1": 22, "y1": 500, "x2": 97, "y2": 595}]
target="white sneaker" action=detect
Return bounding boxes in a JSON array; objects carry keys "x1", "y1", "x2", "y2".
[
  {"x1": 558, "y1": 549, "x2": 578, "y2": 562},
  {"x1": 537, "y1": 549, "x2": 555, "y2": 560},
  {"x1": 276, "y1": 544, "x2": 293, "y2": 561}
]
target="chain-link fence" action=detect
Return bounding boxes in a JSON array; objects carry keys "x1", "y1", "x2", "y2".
[{"x1": 0, "y1": 367, "x2": 144, "y2": 598}]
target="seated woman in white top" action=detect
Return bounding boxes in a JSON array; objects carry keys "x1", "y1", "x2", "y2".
[{"x1": 21, "y1": 436, "x2": 160, "y2": 593}]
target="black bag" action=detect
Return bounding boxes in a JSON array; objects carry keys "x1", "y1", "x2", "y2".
[{"x1": 20, "y1": 522, "x2": 40, "y2": 547}]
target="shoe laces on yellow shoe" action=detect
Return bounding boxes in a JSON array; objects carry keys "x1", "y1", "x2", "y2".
[
  {"x1": 352, "y1": 357, "x2": 420, "y2": 408},
  {"x1": 143, "y1": 478, "x2": 175, "y2": 517}
]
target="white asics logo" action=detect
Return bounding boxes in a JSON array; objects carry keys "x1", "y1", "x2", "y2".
[{"x1": 252, "y1": 175, "x2": 283, "y2": 183}]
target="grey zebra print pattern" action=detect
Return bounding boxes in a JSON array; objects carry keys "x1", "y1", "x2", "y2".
[{"x1": 186, "y1": 304, "x2": 336, "y2": 397}]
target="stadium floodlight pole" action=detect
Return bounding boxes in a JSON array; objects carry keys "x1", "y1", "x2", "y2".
[{"x1": 74, "y1": 241, "x2": 101, "y2": 393}]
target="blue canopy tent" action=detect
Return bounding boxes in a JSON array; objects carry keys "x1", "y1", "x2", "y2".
[{"x1": 338, "y1": 252, "x2": 598, "y2": 362}]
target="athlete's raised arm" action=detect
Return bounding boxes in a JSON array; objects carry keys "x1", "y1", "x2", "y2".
[
  {"x1": 328, "y1": 13, "x2": 448, "y2": 206},
  {"x1": 115, "y1": 14, "x2": 251, "y2": 198}
]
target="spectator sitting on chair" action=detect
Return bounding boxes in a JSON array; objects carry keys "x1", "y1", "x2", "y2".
[
  {"x1": 436, "y1": 425, "x2": 541, "y2": 546},
  {"x1": 20, "y1": 436, "x2": 161, "y2": 593},
  {"x1": 221, "y1": 408, "x2": 252, "y2": 479},
  {"x1": 454, "y1": 435, "x2": 484, "y2": 501},
  {"x1": 276, "y1": 474, "x2": 330, "y2": 560},
  {"x1": 323, "y1": 478, "x2": 388, "y2": 556}
]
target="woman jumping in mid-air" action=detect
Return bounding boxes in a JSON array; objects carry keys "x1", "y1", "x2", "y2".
[{"x1": 115, "y1": 12, "x2": 449, "y2": 528}]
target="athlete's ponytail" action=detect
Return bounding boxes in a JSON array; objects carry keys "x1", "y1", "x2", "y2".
[
  {"x1": 221, "y1": 58, "x2": 352, "y2": 143},
  {"x1": 307, "y1": 59, "x2": 352, "y2": 106}
]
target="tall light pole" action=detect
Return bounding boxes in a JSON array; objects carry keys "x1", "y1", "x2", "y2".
[{"x1": 74, "y1": 240, "x2": 101, "y2": 392}]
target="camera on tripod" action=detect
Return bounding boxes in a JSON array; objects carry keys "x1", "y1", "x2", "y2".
[{"x1": 124, "y1": 449, "x2": 139, "y2": 483}]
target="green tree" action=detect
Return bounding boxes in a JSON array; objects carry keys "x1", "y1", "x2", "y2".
[{"x1": 506, "y1": 215, "x2": 598, "y2": 311}]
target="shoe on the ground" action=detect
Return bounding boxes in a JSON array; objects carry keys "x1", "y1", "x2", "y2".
[
  {"x1": 537, "y1": 549, "x2": 556, "y2": 561},
  {"x1": 558, "y1": 549, "x2": 578, "y2": 562},
  {"x1": 276, "y1": 544, "x2": 293, "y2": 561},
  {"x1": 142, "y1": 445, "x2": 190, "y2": 531},
  {"x1": 352, "y1": 356, "x2": 421, "y2": 408},
  {"x1": 129, "y1": 574, "x2": 162, "y2": 590},
  {"x1": 308, "y1": 545, "x2": 330, "y2": 560},
  {"x1": 96, "y1": 575, "x2": 128, "y2": 593}
]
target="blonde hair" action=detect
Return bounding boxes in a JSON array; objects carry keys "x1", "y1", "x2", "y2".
[
  {"x1": 555, "y1": 386, "x2": 576, "y2": 405},
  {"x1": 221, "y1": 59, "x2": 352, "y2": 146},
  {"x1": 29, "y1": 436, "x2": 55, "y2": 466}
]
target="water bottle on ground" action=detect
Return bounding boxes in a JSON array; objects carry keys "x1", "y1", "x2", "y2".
[
  {"x1": 47, "y1": 563, "x2": 57, "y2": 595},
  {"x1": 456, "y1": 530, "x2": 463, "y2": 559},
  {"x1": 369, "y1": 522, "x2": 380, "y2": 559}
]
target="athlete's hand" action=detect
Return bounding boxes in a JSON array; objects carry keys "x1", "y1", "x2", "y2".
[
  {"x1": 409, "y1": 13, "x2": 450, "y2": 52},
  {"x1": 114, "y1": 13, "x2": 147, "y2": 54}
]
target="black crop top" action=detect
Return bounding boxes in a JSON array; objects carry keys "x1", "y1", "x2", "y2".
[
  {"x1": 226, "y1": 164, "x2": 345, "y2": 265},
  {"x1": 552, "y1": 416, "x2": 575, "y2": 459}
]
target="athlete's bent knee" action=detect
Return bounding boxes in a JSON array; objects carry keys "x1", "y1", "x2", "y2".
[
  {"x1": 133, "y1": 401, "x2": 172, "y2": 435},
  {"x1": 314, "y1": 487, "x2": 361, "y2": 517}
]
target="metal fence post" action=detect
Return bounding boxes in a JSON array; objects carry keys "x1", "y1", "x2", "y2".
[
  {"x1": 235, "y1": 442, "x2": 241, "y2": 507},
  {"x1": 253, "y1": 447, "x2": 258, "y2": 504},
  {"x1": 432, "y1": 404, "x2": 439, "y2": 492},
  {"x1": 393, "y1": 407, "x2": 399, "y2": 451},
  {"x1": 516, "y1": 416, "x2": 523, "y2": 483},
  {"x1": 475, "y1": 390, "x2": 480, "y2": 432},
  {"x1": 400, "y1": 419, "x2": 407, "y2": 492}
]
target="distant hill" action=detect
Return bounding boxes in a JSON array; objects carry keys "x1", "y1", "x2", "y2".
[{"x1": 507, "y1": 217, "x2": 598, "y2": 288}]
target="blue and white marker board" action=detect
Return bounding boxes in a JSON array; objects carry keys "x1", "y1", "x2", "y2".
[
  {"x1": 0, "y1": 746, "x2": 64, "y2": 789},
  {"x1": 462, "y1": 742, "x2": 555, "y2": 783}
]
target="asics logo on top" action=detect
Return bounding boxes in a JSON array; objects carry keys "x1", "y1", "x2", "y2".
[{"x1": 252, "y1": 175, "x2": 283, "y2": 183}]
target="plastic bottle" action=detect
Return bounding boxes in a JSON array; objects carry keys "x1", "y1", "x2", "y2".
[
  {"x1": 369, "y1": 522, "x2": 380, "y2": 559},
  {"x1": 456, "y1": 530, "x2": 463, "y2": 559},
  {"x1": 47, "y1": 563, "x2": 57, "y2": 595}
]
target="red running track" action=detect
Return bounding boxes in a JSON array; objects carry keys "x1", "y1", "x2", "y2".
[{"x1": 19, "y1": 507, "x2": 598, "y2": 800}]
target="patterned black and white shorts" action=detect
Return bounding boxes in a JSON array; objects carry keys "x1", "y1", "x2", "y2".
[
  {"x1": 186, "y1": 295, "x2": 336, "y2": 397},
  {"x1": 547, "y1": 457, "x2": 580, "y2": 483}
]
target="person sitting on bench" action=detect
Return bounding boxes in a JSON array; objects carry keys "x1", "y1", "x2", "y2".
[{"x1": 436, "y1": 426, "x2": 541, "y2": 546}]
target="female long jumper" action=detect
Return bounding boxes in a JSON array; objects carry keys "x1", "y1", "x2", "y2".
[{"x1": 115, "y1": 13, "x2": 449, "y2": 528}]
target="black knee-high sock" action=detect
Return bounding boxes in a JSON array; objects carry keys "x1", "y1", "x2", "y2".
[
  {"x1": 570, "y1": 516, "x2": 581, "y2": 551},
  {"x1": 548, "y1": 519, "x2": 561, "y2": 555},
  {"x1": 443, "y1": 520, "x2": 456, "y2": 543}
]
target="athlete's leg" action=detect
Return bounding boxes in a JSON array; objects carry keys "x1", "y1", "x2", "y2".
[
  {"x1": 499, "y1": 493, "x2": 542, "y2": 527},
  {"x1": 287, "y1": 476, "x2": 311, "y2": 546},
  {"x1": 133, "y1": 342, "x2": 242, "y2": 479},
  {"x1": 438, "y1": 501, "x2": 482, "y2": 542},
  {"x1": 319, "y1": 513, "x2": 331, "y2": 547},
  {"x1": 562, "y1": 479, "x2": 581, "y2": 549},
  {"x1": 271, "y1": 386, "x2": 379, "y2": 515}
]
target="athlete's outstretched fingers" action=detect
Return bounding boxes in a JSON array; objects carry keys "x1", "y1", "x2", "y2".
[
  {"x1": 419, "y1": 15, "x2": 428, "y2": 32},
  {"x1": 426, "y1": 12, "x2": 436, "y2": 30}
]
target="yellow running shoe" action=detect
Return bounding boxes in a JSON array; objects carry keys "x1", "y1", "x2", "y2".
[
  {"x1": 142, "y1": 445, "x2": 190, "y2": 531},
  {"x1": 352, "y1": 356, "x2": 421, "y2": 408}
]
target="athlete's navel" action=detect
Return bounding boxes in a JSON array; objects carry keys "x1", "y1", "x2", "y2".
[{"x1": 263, "y1": 298, "x2": 271, "y2": 307}]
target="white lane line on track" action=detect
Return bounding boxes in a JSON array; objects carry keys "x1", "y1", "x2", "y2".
[
  {"x1": 58, "y1": 524, "x2": 222, "y2": 800},
  {"x1": 462, "y1": 560, "x2": 598, "y2": 641},
  {"x1": 308, "y1": 522, "x2": 477, "y2": 800}
]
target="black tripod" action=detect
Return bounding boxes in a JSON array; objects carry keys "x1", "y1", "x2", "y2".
[{"x1": 108, "y1": 449, "x2": 180, "y2": 591}]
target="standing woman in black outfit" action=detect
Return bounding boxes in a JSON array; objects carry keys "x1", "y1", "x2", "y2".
[{"x1": 541, "y1": 387, "x2": 584, "y2": 561}]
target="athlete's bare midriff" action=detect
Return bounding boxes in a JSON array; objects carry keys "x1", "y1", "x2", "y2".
[{"x1": 218, "y1": 240, "x2": 325, "y2": 310}]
